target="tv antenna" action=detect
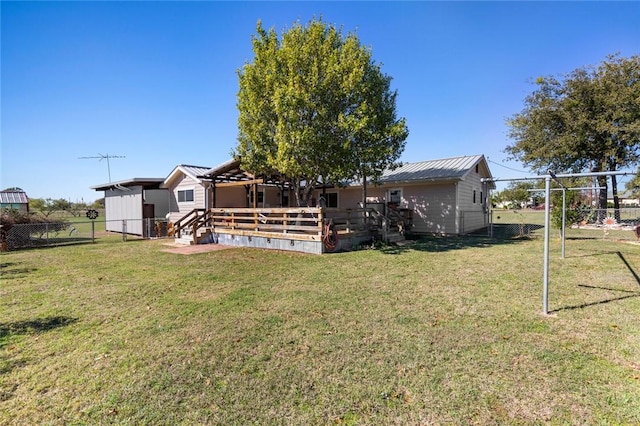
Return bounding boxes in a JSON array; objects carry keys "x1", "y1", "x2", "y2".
[{"x1": 78, "y1": 153, "x2": 125, "y2": 182}]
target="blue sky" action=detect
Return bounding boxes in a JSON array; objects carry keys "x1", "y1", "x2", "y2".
[{"x1": 2, "y1": 1, "x2": 639, "y2": 203}]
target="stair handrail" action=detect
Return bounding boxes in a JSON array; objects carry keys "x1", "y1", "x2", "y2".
[
  {"x1": 190, "y1": 209, "x2": 215, "y2": 243},
  {"x1": 173, "y1": 208, "x2": 206, "y2": 238}
]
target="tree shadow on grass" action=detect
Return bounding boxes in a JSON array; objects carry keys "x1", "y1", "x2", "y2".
[
  {"x1": 0, "y1": 316, "x2": 78, "y2": 345},
  {"x1": 551, "y1": 289, "x2": 640, "y2": 313},
  {"x1": 0, "y1": 261, "x2": 37, "y2": 278},
  {"x1": 564, "y1": 250, "x2": 620, "y2": 259},
  {"x1": 0, "y1": 316, "x2": 78, "y2": 401},
  {"x1": 378, "y1": 234, "x2": 531, "y2": 255},
  {"x1": 551, "y1": 251, "x2": 640, "y2": 313}
]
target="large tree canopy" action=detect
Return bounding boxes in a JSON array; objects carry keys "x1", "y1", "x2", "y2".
[
  {"x1": 505, "y1": 54, "x2": 640, "y2": 211},
  {"x1": 235, "y1": 18, "x2": 408, "y2": 206}
]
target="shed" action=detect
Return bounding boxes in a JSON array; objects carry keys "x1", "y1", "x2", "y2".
[
  {"x1": 0, "y1": 189, "x2": 29, "y2": 213},
  {"x1": 91, "y1": 178, "x2": 168, "y2": 236}
]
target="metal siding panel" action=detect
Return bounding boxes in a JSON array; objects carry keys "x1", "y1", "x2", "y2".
[{"x1": 144, "y1": 189, "x2": 170, "y2": 219}]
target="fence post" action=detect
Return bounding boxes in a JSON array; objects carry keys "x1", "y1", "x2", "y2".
[
  {"x1": 122, "y1": 220, "x2": 127, "y2": 241},
  {"x1": 91, "y1": 220, "x2": 95, "y2": 243}
]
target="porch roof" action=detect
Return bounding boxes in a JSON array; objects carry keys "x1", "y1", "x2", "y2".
[{"x1": 201, "y1": 159, "x2": 290, "y2": 187}]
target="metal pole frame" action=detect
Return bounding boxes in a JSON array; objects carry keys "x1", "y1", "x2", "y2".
[{"x1": 483, "y1": 170, "x2": 633, "y2": 315}]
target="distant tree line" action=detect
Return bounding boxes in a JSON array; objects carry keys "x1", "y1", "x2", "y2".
[{"x1": 28, "y1": 198, "x2": 104, "y2": 218}]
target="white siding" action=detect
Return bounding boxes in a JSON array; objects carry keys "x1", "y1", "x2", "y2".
[
  {"x1": 402, "y1": 183, "x2": 457, "y2": 234},
  {"x1": 457, "y1": 168, "x2": 490, "y2": 233},
  {"x1": 335, "y1": 183, "x2": 458, "y2": 234},
  {"x1": 168, "y1": 175, "x2": 207, "y2": 223}
]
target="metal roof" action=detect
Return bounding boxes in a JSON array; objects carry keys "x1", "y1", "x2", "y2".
[
  {"x1": 91, "y1": 178, "x2": 165, "y2": 191},
  {"x1": 0, "y1": 190, "x2": 28, "y2": 204},
  {"x1": 177, "y1": 165, "x2": 211, "y2": 181},
  {"x1": 377, "y1": 155, "x2": 487, "y2": 183},
  {"x1": 161, "y1": 164, "x2": 212, "y2": 188}
]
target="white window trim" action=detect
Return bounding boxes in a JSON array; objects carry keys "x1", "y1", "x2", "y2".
[
  {"x1": 387, "y1": 188, "x2": 403, "y2": 205},
  {"x1": 177, "y1": 188, "x2": 195, "y2": 204}
]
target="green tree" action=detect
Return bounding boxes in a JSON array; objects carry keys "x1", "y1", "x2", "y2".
[
  {"x1": 235, "y1": 18, "x2": 408, "y2": 206},
  {"x1": 29, "y1": 198, "x2": 46, "y2": 213},
  {"x1": 550, "y1": 190, "x2": 582, "y2": 235},
  {"x1": 68, "y1": 201, "x2": 89, "y2": 217},
  {"x1": 505, "y1": 54, "x2": 640, "y2": 217},
  {"x1": 30, "y1": 198, "x2": 70, "y2": 218},
  {"x1": 495, "y1": 181, "x2": 537, "y2": 209},
  {"x1": 626, "y1": 169, "x2": 640, "y2": 199}
]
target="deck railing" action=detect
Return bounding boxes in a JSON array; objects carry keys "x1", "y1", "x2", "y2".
[
  {"x1": 209, "y1": 207, "x2": 324, "y2": 240},
  {"x1": 175, "y1": 206, "x2": 413, "y2": 245}
]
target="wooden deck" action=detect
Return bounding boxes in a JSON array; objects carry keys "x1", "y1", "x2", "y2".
[{"x1": 174, "y1": 207, "x2": 384, "y2": 254}]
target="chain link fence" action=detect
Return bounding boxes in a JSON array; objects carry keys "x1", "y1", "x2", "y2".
[
  {"x1": 489, "y1": 208, "x2": 640, "y2": 242},
  {"x1": 1, "y1": 218, "x2": 174, "y2": 251}
]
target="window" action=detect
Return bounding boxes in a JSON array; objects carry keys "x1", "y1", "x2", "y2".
[
  {"x1": 388, "y1": 188, "x2": 402, "y2": 205},
  {"x1": 473, "y1": 190, "x2": 476, "y2": 204},
  {"x1": 320, "y1": 193, "x2": 338, "y2": 208},
  {"x1": 178, "y1": 189, "x2": 194, "y2": 203},
  {"x1": 250, "y1": 190, "x2": 264, "y2": 205}
]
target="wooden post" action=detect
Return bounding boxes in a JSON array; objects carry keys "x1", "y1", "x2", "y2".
[
  {"x1": 317, "y1": 208, "x2": 323, "y2": 236},
  {"x1": 192, "y1": 222, "x2": 198, "y2": 245},
  {"x1": 283, "y1": 212, "x2": 288, "y2": 234},
  {"x1": 253, "y1": 182, "x2": 258, "y2": 209},
  {"x1": 346, "y1": 209, "x2": 351, "y2": 233}
]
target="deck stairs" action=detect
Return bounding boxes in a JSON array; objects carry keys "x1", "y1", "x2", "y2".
[
  {"x1": 366, "y1": 207, "x2": 410, "y2": 244},
  {"x1": 173, "y1": 209, "x2": 214, "y2": 245}
]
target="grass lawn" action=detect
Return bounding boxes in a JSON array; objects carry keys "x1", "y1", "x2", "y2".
[{"x1": 1, "y1": 234, "x2": 639, "y2": 424}]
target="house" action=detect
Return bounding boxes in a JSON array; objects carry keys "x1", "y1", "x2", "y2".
[
  {"x1": 0, "y1": 188, "x2": 29, "y2": 213},
  {"x1": 91, "y1": 178, "x2": 168, "y2": 237},
  {"x1": 161, "y1": 164, "x2": 212, "y2": 224},
  {"x1": 93, "y1": 154, "x2": 494, "y2": 243},
  {"x1": 607, "y1": 190, "x2": 640, "y2": 207},
  {"x1": 178, "y1": 154, "x2": 494, "y2": 236},
  {"x1": 314, "y1": 155, "x2": 494, "y2": 235}
]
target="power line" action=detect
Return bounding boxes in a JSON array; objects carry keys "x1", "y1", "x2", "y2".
[{"x1": 486, "y1": 158, "x2": 530, "y2": 174}]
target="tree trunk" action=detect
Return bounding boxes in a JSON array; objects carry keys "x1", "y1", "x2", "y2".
[
  {"x1": 611, "y1": 174, "x2": 621, "y2": 222},
  {"x1": 597, "y1": 175, "x2": 608, "y2": 223},
  {"x1": 362, "y1": 171, "x2": 367, "y2": 207}
]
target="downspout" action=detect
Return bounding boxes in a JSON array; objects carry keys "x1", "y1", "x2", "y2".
[{"x1": 454, "y1": 181, "x2": 459, "y2": 235}]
